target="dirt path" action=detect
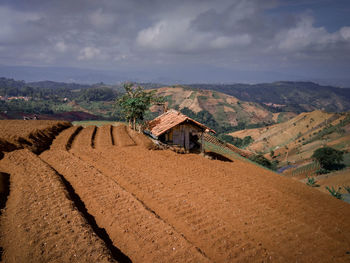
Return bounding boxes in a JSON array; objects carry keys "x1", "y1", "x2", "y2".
[
  {"x1": 0, "y1": 149, "x2": 117, "y2": 263},
  {"x1": 71, "y1": 125, "x2": 350, "y2": 262},
  {"x1": 41, "y1": 126, "x2": 209, "y2": 263}
]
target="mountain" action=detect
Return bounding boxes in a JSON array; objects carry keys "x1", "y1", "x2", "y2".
[
  {"x1": 189, "y1": 82, "x2": 350, "y2": 113},
  {"x1": 151, "y1": 86, "x2": 296, "y2": 130},
  {"x1": 230, "y1": 110, "x2": 350, "y2": 167}
]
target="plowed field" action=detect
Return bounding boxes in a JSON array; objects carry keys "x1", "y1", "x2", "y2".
[{"x1": 1, "y1": 123, "x2": 350, "y2": 262}]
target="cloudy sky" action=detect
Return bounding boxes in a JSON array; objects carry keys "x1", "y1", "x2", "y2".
[{"x1": 0, "y1": 0, "x2": 350, "y2": 85}]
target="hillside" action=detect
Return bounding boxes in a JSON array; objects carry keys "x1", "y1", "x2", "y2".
[
  {"x1": 151, "y1": 86, "x2": 296, "y2": 129},
  {"x1": 190, "y1": 81, "x2": 350, "y2": 113},
  {"x1": 230, "y1": 110, "x2": 350, "y2": 167},
  {"x1": 1, "y1": 122, "x2": 350, "y2": 262}
]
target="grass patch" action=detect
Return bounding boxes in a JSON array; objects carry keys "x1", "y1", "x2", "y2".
[
  {"x1": 72, "y1": 120, "x2": 123, "y2": 127},
  {"x1": 189, "y1": 91, "x2": 197, "y2": 100},
  {"x1": 291, "y1": 162, "x2": 320, "y2": 176},
  {"x1": 343, "y1": 152, "x2": 350, "y2": 166}
]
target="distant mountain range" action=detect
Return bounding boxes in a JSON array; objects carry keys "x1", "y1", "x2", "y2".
[
  {"x1": 1, "y1": 77, "x2": 350, "y2": 131},
  {"x1": 188, "y1": 82, "x2": 350, "y2": 113}
]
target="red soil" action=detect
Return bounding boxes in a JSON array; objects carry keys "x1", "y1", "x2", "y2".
[
  {"x1": 0, "y1": 149, "x2": 116, "y2": 262},
  {"x1": 1, "y1": 123, "x2": 350, "y2": 262},
  {"x1": 0, "y1": 120, "x2": 71, "y2": 155}
]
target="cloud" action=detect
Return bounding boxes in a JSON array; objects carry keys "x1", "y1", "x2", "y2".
[
  {"x1": 0, "y1": 0, "x2": 349, "y2": 83},
  {"x1": 0, "y1": 6, "x2": 41, "y2": 44},
  {"x1": 89, "y1": 8, "x2": 115, "y2": 28},
  {"x1": 54, "y1": 41, "x2": 68, "y2": 52},
  {"x1": 78, "y1": 47, "x2": 101, "y2": 60},
  {"x1": 136, "y1": 15, "x2": 252, "y2": 53}
]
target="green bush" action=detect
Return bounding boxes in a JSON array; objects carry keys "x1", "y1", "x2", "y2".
[
  {"x1": 316, "y1": 168, "x2": 330, "y2": 175},
  {"x1": 249, "y1": 154, "x2": 273, "y2": 169},
  {"x1": 312, "y1": 147, "x2": 344, "y2": 171},
  {"x1": 325, "y1": 186, "x2": 342, "y2": 200},
  {"x1": 306, "y1": 177, "x2": 319, "y2": 187}
]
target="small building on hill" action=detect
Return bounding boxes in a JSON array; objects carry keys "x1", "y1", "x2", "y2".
[{"x1": 146, "y1": 109, "x2": 215, "y2": 151}]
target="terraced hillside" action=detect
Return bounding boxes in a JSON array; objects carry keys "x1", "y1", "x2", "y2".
[
  {"x1": 151, "y1": 86, "x2": 296, "y2": 127},
  {"x1": 230, "y1": 110, "x2": 350, "y2": 167},
  {"x1": 1, "y1": 122, "x2": 350, "y2": 262}
]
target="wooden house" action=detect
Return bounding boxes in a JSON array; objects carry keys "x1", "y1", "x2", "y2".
[{"x1": 147, "y1": 109, "x2": 215, "y2": 151}]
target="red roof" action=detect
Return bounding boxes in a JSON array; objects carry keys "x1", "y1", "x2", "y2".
[{"x1": 148, "y1": 109, "x2": 215, "y2": 137}]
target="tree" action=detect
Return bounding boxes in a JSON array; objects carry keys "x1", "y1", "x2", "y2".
[
  {"x1": 312, "y1": 146, "x2": 344, "y2": 171},
  {"x1": 116, "y1": 83, "x2": 162, "y2": 130},
  {"x1": 249, "y1": 154, "x2": 273, "y2": 169}
]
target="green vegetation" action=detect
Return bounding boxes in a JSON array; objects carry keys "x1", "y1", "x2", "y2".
[
  {"x1": 249, "y1": 154, "x2": 274, "y2": 170},
  {"x1": 116, "y1": 84, "x2": 163, "y2": 130},
  {"x1": 188, "y1": 82, "x2": 350, "y2": 113},
  {"x1": 0, "y1": 77, "x2": 121, "y2": 120},
  {"x1": 72, "y1": 120, "x2": 122, "y2": 127},
  {"x1": 303, "y1": 114, "x2": 350, "y2": 146},
  {"x1": 290, "y1": 163, "x2": 321, "y2": 177},
  {"x1": 78, "y1": 87, "x2": 116, "y2": 101},
  {"x1": 218, "y1": 135, "x2": 253, "y2": 149},
  {"x1": 312, "y1": 146, "x2": 345, "y2": 172},
  {"x1": 306, "y1": 177, "x2": 319, "y2": 187},
  {"x1": 180, "y1": 107, "x2": 221, "y2": 133},
  {"x1": 325, "y1": 186, "x2": 342, "y2": 200}
]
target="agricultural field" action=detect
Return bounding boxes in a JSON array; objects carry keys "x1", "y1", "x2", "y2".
[
  {"x1": 1, "y1": 122, "x2": 350, "y2": 262},
  {"x1": 230, "y1": 110, "x2": 350, "y2": 168},
  {"x1": 0, "y1": 120, "x2": 71, "y2": 157},
  {"x1": 72, "y1": 120, "x2": 124, "y2": 127}
]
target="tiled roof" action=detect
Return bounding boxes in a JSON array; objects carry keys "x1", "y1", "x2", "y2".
[{"x1": 147, "y1": 109, "x2": 215, "y2": 137}]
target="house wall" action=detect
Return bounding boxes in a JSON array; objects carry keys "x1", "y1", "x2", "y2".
[{"x1": 168, "y1": 123, "x2": 202, "y2": 150}]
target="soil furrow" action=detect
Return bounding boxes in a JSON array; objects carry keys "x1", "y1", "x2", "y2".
[
  {"x1": 72, "y1": 147, "x2": 271, "y2": 262},
  {"x1": 74, "y1": 144, "x2": 350, "y2": 262},
  {"x1": 41, "y1": 148, "x2": 210, "y2": 263},
  {"x1": 66, "y1": 125, "x2": 83, "y2": 150},
  {"x1": 111, "y1": 125, "x2": 115, "y2": 145},
  {"x1": 91, "y1": 126, "x2": 98, "y2": 149},
  {"x1": 45, "y1": 162, "x2": 132, "y2": 263},
  {"x1": 95, "y1": 125, "x2": 114, "y2": 149},
  {"x1": 49, "y1": 126, "x2": 80, "y2": 151},
  {"x1": 0, "y1": 172, "x2": 9, "y2": 215},
  {"x1": 0, "y1": 149, "x2": 117, "y2": 263},
  {"x1": 112, "y1": 125, "x2": 136, "y2": 147},
  {"x1": 71, "y1": 126, "x2": 95, "y2": 151}
]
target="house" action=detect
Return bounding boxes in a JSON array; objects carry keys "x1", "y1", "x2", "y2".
[{"x1": 147, "y1": 109, "x2": 215, "y2": 151}]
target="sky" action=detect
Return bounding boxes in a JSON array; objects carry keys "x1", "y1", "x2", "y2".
[{"x1": 0, "y1": 0, "x2": 350, "y2": 85}]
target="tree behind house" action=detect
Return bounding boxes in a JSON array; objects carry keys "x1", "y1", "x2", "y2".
[{"x1": 116, "y1": 83, "x2": 162, "y2": 130}]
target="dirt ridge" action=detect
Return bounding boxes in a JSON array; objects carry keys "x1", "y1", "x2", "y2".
[
  {"x1": 0, "y1": 120, "x2": 71, "y2": 157},
  {"x1": 0, "y1": 149, "x2": 118, "y2": 263}
]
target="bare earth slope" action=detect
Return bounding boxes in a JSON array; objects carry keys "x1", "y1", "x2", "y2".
[
  {"x1": 152, "y1": 86, "x2": 296, "y2": 127},
  {"x1": 0, "y1": 120, "x2": 71, "y2": 157},
  {"x1": 0, "y1": 149, "x2": 117, "y2": 263},
  {"x1": 1, "y1": 123, "x2": 350, "y2": 262},
  {"x1": 44, "y1": 124, "x2": 350, "y2": 262},
  {"x1": 230, "y1": 110, "x2": 350, "y2": 166}
]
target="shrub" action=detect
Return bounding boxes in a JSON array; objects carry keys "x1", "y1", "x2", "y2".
[
  {"x1": 249, "y1": 154, "x2": 273, "y2": 169},
  {"x1": 325, "y1": 186, "x2": 342, "y2": 200},
  {"x1": 312, "y1": 147, "x2": 344, "y2": 171},
  {"x1": 316, "y1": 168, "x2": 330, "y2": 175},
  {"x1": 306, "y1": 177, "x2": 319, "y2": 187}
]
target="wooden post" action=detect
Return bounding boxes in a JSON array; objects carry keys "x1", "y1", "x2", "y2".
[{"x1": 200, "y1": 131, "x2": 204, "y2": 153}]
